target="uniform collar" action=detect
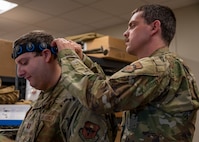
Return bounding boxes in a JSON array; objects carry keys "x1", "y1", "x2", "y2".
[
  {"x1": 150, "y1": 46, "x2": 169, "y2": 57},
  {"x1": 32, "y1": 75, "x2": 63, "y2": 109}
]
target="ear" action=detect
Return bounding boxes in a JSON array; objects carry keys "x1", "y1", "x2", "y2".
[
  {"x1": 42, "y1": 49, "x2": 52, "y2": 62},
  {"x1": 150, "y1": 20, "x2": 161, "y2": 35}
]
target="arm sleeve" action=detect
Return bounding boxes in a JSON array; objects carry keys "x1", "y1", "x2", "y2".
[
  {"x1": 82, "y1": 53, "x2": 106, "y2": 76},
  {"x1": 58, "y1": 49, "x2": 169, "y2": 113}
]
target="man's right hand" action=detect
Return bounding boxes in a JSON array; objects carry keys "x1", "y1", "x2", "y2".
[{"x1": 51, "y1": 38, "x2": 83, "y2": 59}]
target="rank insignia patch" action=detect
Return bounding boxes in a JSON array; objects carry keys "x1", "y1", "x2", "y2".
[
  {"x1": 79, "y1": 121, "x2": 100, "y2": 141},
  {"x1": 122, "y1": 62, "x2": 143, "y2": 73}
]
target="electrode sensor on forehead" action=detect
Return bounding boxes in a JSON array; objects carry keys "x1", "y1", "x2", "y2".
[{"x1": 11, "y1": 42, "x2": 57, "y2": 59}]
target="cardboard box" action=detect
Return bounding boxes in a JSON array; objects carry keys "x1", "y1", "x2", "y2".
[
  {"x1": 0, "y1": 39, "x2": 16, "y2": 77},
  {"x1": 84, "y1": 36, "x2": 137, "y2": 62}
]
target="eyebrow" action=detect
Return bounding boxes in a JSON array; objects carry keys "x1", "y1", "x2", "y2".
[{"x1": 16, "y1": 55, "x2": 31, "y2": 64}]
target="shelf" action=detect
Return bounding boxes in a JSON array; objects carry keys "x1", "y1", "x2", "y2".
[
  {"x1": 89, "y1": 56, "x2": 130, "y2": 75},
  {"x1": 0, "y1": 76, "x2": 26, "y2": 100}
]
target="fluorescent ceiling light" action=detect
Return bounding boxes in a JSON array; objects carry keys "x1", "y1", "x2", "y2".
[{"x1": 0, "y1": 0, "x2": 18, "y2": 14}]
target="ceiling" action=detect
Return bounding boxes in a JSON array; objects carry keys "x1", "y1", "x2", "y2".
[{"x1": 0, "y1": 0, "x2": 199, "y2": 41}]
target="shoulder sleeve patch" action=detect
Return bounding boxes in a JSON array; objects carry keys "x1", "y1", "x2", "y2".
[{"x1": 122, "y1": 62, "x2": 143, "y2": 73}]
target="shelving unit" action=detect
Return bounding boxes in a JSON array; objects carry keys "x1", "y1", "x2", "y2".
[
  {"x1": 89, "y1": 56, "x2": 130, "y2": 75},
  {"x1": 0, "y1": 76, "x2": 26, "y2": 100}
]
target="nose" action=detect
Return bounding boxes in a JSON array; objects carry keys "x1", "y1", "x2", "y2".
[
  {"x1": 17, "y1": 65, "x2": 25, "y2": 78},
  {"x1": 123, "y1": 29, "x2": 128, "y2": 38}
]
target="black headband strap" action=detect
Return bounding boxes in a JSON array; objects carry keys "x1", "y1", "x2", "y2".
[{"x1": 12, "y1": 42, "x2": 57, "y2": 59}]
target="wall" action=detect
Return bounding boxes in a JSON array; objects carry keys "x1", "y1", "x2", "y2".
[
  {"x1": 97, "y1": 3, "x2": 199, "y2": 142},
  {"x1": 174, "y1": 4, "x2": 199, "y2": 142}
]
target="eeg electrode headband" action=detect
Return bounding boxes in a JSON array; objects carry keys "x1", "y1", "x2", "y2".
[{"x1": 12, "y1": 42, "x2": 57, "y2": 59}]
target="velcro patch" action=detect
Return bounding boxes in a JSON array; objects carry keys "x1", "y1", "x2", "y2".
[
  {"x1": 122, "y1": 62, "x2": 143, "y2": 73},
  {"x1": 79, "y1": 121, "x2": 100, "y2": 141}
]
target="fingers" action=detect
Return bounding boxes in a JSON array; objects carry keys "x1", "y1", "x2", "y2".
[
  {"x1": 52, "y1": 38, "x2": 83, "y2": 59},
  {"x1": 51, "y1": 38, "x2": 70, "y2": 50}
]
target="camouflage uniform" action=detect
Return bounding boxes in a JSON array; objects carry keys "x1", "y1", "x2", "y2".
[
  {"x1": 15, "y1": 69, "x2": 117, "y2": 141},
  {"x1": 58, "y1": 47, "x2": 199, "y2": 142}
]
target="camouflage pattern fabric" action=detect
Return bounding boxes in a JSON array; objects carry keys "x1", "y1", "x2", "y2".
[
  {"x1": 0, "y1": 85, "x2": 19, "y2": 104},
  {"x1": 58, "y1": 47, "x2": 199, "y2": 142},
  {"x1": 15, "y1": 75, "x2": 117, "y2": 142}
]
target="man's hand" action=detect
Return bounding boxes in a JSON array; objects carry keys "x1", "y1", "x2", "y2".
[{"x1": 51, "y1": 38, "x2": 83, "y2": 59}]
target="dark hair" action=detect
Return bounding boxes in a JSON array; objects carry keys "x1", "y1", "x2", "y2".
[
  {"x1": 14, "y1": 30, "x2": 54, "y2": 45},
  {"x1": 132, "y1": 4, "x2": 176, "y2": 46},
  {"x1": 12, "y1": 30, "x2": 57, "y2": 59}
]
